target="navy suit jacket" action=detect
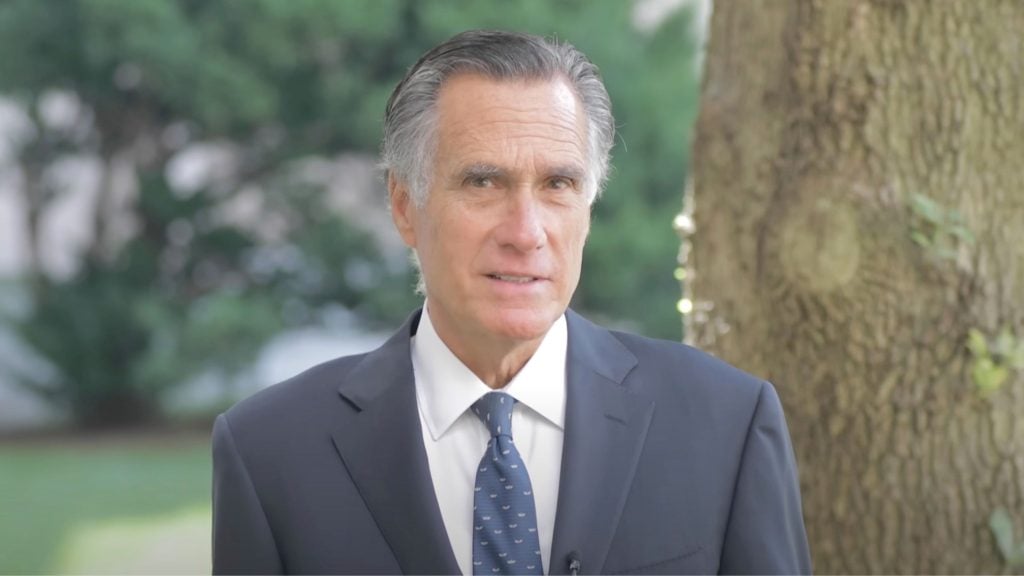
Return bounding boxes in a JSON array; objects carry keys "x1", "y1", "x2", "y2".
[{"x1": 212, "y1": 309, "x2": 811, "y2": 574}]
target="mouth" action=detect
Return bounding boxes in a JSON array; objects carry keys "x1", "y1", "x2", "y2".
[{"x1": 486, "y1": 274, "x2": 542, "y2": 284}]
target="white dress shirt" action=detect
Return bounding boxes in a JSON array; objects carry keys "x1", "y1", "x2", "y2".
[{"x1": 411, "y1": 304, "x2": 567, "y2": 576}]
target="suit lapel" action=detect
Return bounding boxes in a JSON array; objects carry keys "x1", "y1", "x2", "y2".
[
  {"x1": 549, "y1": 311, "x2": 655, "y2": 575},
  {"x1": 327, "y1": 308, "x2": 652, "y2": 575},
  {"x1": 330, "y1": 309, "x2": 461, "y2": 575}
]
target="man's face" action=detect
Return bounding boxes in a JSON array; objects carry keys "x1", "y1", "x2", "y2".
[{"x1": 391, "y1": 74, "x2": 591, "y2": 349}]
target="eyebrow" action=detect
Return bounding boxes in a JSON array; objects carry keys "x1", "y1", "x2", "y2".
[
  {"x1": 457, "y1": 163, "x2": 587, "y2": 184},
  {"x1": 459, "y1": 163, "x2": 506, "y2": 182},
  {"x1": 546, "y1": 164, "x2": 586, "y2": 183}
]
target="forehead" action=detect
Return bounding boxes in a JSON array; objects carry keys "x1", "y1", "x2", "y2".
[{"x1": 433, "y1": 74, "x2": 588, "y2": 169}]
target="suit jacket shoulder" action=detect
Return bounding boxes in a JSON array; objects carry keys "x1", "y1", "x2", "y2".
[
  {"x1": 223, "y1": 352, "x2": 365, "y2": 436},
  {"x1": 561, "y1": 311, "x2": 809, "y2": 574},
  {"x1": 609, "y1": 326, "x2": 764, "y2": 393},
  {"x1": 573, "y1": 311, "x2": 768, "y2": 426}
]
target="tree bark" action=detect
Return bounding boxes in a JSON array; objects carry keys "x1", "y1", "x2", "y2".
[{"x1": 688, "y1": 0, "x2": 1024, "y2": 572}]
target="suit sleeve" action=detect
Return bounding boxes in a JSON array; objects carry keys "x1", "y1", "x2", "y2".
[
  {"x1": 212, "y1": 413, "x2": 285, "y2": 575},
  {"x1": 719, "y1": 381, "x2": 812, "y2": 575}
]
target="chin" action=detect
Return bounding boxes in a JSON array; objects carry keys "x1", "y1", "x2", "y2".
[{"x1": 485, "y1": 307, "x2": 562, "y2": 343}]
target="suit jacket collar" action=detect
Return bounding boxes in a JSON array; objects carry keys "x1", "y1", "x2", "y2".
[
  {"x1": 331, "y1": 309, "x2": 653, "y2": 575},
  {"x1": 330, "y1": 309, "x2": 462, "y2": 574},
  {"x1": 549, "y1": 311, "x2": 653, "y2": 575}
]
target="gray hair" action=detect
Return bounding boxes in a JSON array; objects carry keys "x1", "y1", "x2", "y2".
[{"x1": 381, "y1": 29, "x2": 615, "y2": 206}]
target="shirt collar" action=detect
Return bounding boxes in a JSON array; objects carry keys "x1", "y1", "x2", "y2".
[{"x1": 412, "y1": 303, "x2": 567, "y2": 441}]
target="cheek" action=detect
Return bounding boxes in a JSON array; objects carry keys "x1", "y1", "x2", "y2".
[
  {"x1": 411, "y1": 215, "x2": 444, "y2": 270},
  {"x1": 431, "y1": 212, "x2": 483, "y2": 263},
  {"x1": 568, "y1": 214, "x2": 591, "y2": 257},
  {"x1": 556, "y1": 220, "x2": 590, "y2": 284}
]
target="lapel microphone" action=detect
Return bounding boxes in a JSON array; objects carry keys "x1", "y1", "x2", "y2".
[{"x1": 568, "y1": 551, "x2": 582, "y2": 576}]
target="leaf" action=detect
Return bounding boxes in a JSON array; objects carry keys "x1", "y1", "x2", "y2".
[
  {"x1": 950, "y1": 224, "x2": 976, "y2": 245},
  {"x1": 910, "y1": 193, "x2": 943, "y2": 223},
  {"x1": 910, "y1": 230, "x2": 932, "y2": 248},
  {"x1": 1009, "y1": 342, "x2": 1024, "y2": 370},
  {"x1": 991, "y1": 509, "x2": 1017, "y2": 562},
  {"x1": 995, "y1": 328, "x2": 1016, "y2": 357},
  {"x1": 974, "y1": 358, "x2": 1009, "y2": 395},
  {"x1": 995, "y1": 512, "x2": 1024, "y2": 568},
  {"x1": 967, "y1": 328, "x2": 989, "y2": 358}
]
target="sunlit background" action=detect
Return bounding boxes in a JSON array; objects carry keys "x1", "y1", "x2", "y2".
[{"x1": 0, "y1": 0, "x2": 706, "y2": 572}]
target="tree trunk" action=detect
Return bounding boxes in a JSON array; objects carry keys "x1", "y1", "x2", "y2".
[{"x1": 688, "y1": 0, "x2": 1024, "y2": 572}]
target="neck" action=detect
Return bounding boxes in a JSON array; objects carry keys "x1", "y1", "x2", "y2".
[
  {"x1": 426, "y1": 310, "x2": 547, "y2": 389},
  {"x1": 465, "y1": 341, "x2": 543, "y2": 389},
  {"x1": 443, "y1": 330, "x2": 544, "y2": 390}
]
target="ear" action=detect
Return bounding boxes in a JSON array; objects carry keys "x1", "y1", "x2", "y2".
[{"x1": 388, "y1": 173, "x2": 418, "y2": 248}]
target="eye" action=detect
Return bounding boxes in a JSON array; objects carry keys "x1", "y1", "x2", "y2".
[
  {"x1": 464, "y1": 172, "x2": 499, "y2": 188},
  {"x1": 547, "y1": 177, "x2": 574, "y2": 190}
]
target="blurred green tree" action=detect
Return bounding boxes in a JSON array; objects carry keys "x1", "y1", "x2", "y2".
[
  {"x1": 0, "y1": 0, "x2": 700, "y2": 426},
  {"x1": 0, "y1": 0, "x2": 418, "y2": 426}
]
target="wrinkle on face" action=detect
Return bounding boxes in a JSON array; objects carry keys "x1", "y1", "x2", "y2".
[
  {"x1": 394, "y1": 74, "x2": 593, "y2": 387},
  {"x1": 435, "y1": 76, "x2": 589, "y2": 188}
]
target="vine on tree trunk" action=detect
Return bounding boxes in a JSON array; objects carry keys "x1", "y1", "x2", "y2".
[
  {"x1": 908, "y1": 192, "x2": 975, "y2": 262},
  {"x1": 967, "y1": 328, "x2": 1024, "y2": 396}
]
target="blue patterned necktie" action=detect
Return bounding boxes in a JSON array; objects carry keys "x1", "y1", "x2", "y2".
[{"x1": 471, "y1": 392, "x2": 544, "y2": 575}]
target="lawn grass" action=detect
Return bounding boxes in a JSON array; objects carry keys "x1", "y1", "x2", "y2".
[{"x1": 0, "y1": 431, "x2": 212, "y2": 574}]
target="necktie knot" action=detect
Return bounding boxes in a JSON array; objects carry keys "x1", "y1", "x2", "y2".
[{"x1": 472, "y1": 392, "x2": 515, "y2": 438}]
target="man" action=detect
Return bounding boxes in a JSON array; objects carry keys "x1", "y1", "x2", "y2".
[{"x1": 213, "y1": 30, "x2": 811, "y2": 575}]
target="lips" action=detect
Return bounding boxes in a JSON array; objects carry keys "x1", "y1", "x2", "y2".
[{"x1": 487, "y1": 274, "x2": 539, "y2": 283}]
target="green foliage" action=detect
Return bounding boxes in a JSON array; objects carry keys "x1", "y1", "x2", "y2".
[
  {"x1": 0, "y1": 0, "x2": 419, "y2": 425},
  {"x1": 967, "y1": 327, "x2": 1024, "y2": 397},
  {"x1": 10, "y1": 173, "x2": 276, "y2": 425},
  {"x1": 909, "y1": 192, "x2": 975, "y2": 262},
  {"x1": 9, "y1": 160, "x2": 412, "y2": 425},
  {"x1": 0, "y1": 0, "x2": 406, "y2": 143},
  {"x1": 0, "y1": 0, "x2": 701, "y2": 426},
  {"x1": 990, "y1": 508, "x2": 1024, "y2": 568},
  {"x1": 272, "y1": 181, "x2": 422, "y2": 327}
]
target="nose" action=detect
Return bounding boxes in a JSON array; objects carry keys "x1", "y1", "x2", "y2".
[{"x1": 495, "y1": 190, "x2": 546, "y2": 252}]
